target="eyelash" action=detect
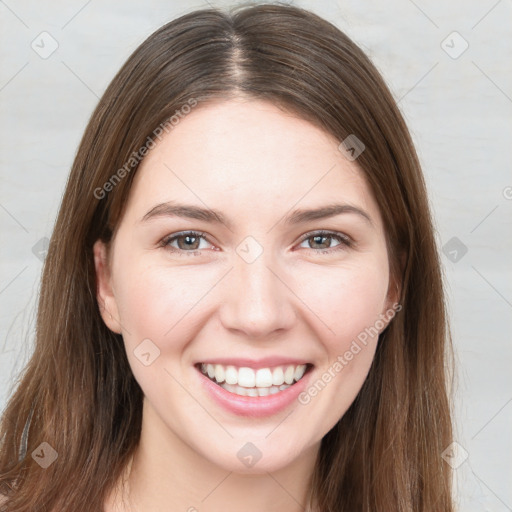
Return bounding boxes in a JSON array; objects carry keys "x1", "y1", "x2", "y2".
[{"x1": 160, "y1": 230, "x2": 353, "y2": 257}]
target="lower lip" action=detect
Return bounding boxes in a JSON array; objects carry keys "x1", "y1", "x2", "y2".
[{"x1": 196, "y1": 366, "x2": 312, "y2": 418}]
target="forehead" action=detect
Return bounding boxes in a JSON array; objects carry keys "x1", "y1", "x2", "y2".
[{"x1": 125, "y1": 99, "x2": 381, "y2": 227}]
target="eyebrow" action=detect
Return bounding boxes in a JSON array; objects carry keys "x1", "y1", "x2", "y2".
[
  {"x1": 284, "y1": 203, "x2": 372, "y2": 226},
  {"x1": 141, "y1": 201, "x2": 372, "y2": 229}
]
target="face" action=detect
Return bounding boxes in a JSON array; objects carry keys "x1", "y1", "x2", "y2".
[{"x1": 94, "y1": 98, "x2": 397, "y2": 474}]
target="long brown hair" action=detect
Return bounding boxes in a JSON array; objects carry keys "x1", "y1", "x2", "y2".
[{"x1": 0, "y1": 4, "x2": 454, "y2": 511}]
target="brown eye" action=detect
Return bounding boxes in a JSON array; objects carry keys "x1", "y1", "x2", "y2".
[
  {"x1": 308, "y1": 234, "x2": 336, "y2": 250},
  {"x1": 176, "y1": 234, "x2": 201, "y2": 250},
  {"x1": 162, "y1": 231, "x2": 210, "y2": 253},
  {"x1": 298, "y1": 231, "x2": 352, "y2": 253}
]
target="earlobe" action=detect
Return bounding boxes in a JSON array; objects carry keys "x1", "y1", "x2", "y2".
[
  {"x1": 93, "y1": 240, "x2": 122, "y2": 334},
  {"x1": 386, "y1": 250, "x2": 406, "y2": 309},
  {"x1": 378, "y1": 268, "x2": 404, "y2": 334},
  {"x1": 378, "y1": 295, "x2": 401, "y2": 336},
  {"x1": 388, "y1": 280, "x2": 402, "y2": 310},
  {"x1": 379, "y1": 263, "x2": 404, "y2": 334}
]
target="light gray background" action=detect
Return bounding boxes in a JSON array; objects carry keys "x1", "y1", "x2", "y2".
[{"x1": 1, "y1": 1, "x2": 511, "y2": 510}]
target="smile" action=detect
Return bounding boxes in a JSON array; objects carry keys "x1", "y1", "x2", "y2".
[{"x1": 197, "y1": 362, "x2": 312, "y2": 397}]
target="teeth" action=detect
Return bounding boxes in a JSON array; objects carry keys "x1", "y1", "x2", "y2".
[
  {"x1": 284, "y1": 365, "x2": 295, "y2": 385},
  {"x1": 294, "y1": 364, "x2": 306, "y2": 381},
  {"x1": 219, "y1": 382, "x2": 291, "y2": 397},
  {"x1": 222, "y1": 383, "x2": 236, "y2": 393},
  {"x1": 238, "y1": 367, "x2": 255, "y2": 388},
  {"x1": 199, "y1": 362, "x2": 309, "y2": 389},
  {"x1": 272, "y1": 367, "x2": 284, "y2": 386},
  {"x1": 214, "y1": 364, "x2": 225, "y2": 383},
  {"x1": 225, "y1": 365, "x2": 238, "y2": 385},
  {"x1": 255, "y1": 368, "x2": 273, "y2": 387},
  {"x1": 235, "y1": 385, "x2": 247, "y2": 396}
]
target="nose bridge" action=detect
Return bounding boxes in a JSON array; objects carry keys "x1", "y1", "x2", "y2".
[{"x1": 220, "y1": 243, "x2": 295, "y2": 337}]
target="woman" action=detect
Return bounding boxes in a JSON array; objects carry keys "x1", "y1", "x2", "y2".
[{"x1": 0, "y1": 4, "x2": 454, "y2": 511}]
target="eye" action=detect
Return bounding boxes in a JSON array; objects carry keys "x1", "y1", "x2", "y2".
[
  {"x1": 161, "y1": 231, "x2": 213, "y2": 255},
  {"x1": 160, "y1": 229, "x2": 353, "y2": 257},
  {"x1": 297, "y1": 230, "x2": 352, "y2": 253}
]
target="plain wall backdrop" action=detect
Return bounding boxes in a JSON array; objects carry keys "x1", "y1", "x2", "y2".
[{"x1": 1, "y1": 0, "x2": 511, "y2": 510}]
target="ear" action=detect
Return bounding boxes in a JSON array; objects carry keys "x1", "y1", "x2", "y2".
[
  {"x1": 93, "y1": 240, "x2": 122, "y2": 334},
  {"x1": 379, "y1": 253, "x2": 405, "y2": 333},
  {"x1": 385, "y1": 276, "x2": 401, "y2": 309}
]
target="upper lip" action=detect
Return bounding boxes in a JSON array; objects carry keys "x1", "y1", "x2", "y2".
[{"x1": 195, "y1": 357, "x2": 313, "y2": 369}]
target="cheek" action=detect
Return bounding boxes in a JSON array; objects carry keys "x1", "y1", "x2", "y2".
[
  {"x1": 111, "y1": 255, "x2": 230, "y2": 363},
  {"x1": 296, "y1": 260, "x2": 389, "y2": 416},
  {"x1": 110, "y1": 258, "x2": 217, "y2": 399},
  {"x1": 111, "y1": 258, "x2": 198, "y2": 351},
  {"x1": 295, "y1": 256, "x2": 389, "y2": 343}
]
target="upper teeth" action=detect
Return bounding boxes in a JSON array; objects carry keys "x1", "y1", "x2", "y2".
[{"x1": 200, "y1": 363, "x2": 307, "y2": 388}]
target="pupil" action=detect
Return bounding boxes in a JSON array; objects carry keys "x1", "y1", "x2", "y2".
[
  {"x1": 179, "y1": 235, "x2": 198, "y2": 250},
  {"x1": 312, "y1": 235, "x2": 329, "y2": 249}
]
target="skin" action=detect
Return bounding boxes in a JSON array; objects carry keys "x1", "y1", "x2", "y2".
[{"x1": 95, "y1": 98, "x2": 399, "y2": 512}]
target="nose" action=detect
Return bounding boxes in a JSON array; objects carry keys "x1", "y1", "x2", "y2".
[{"x1": 219, "y1": 249, "x2": 297, "y2": 339}]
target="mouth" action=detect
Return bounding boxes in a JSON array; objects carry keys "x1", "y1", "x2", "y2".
[{"x1": 195, "y1": 362, "x2": 314, "y2": 397}]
